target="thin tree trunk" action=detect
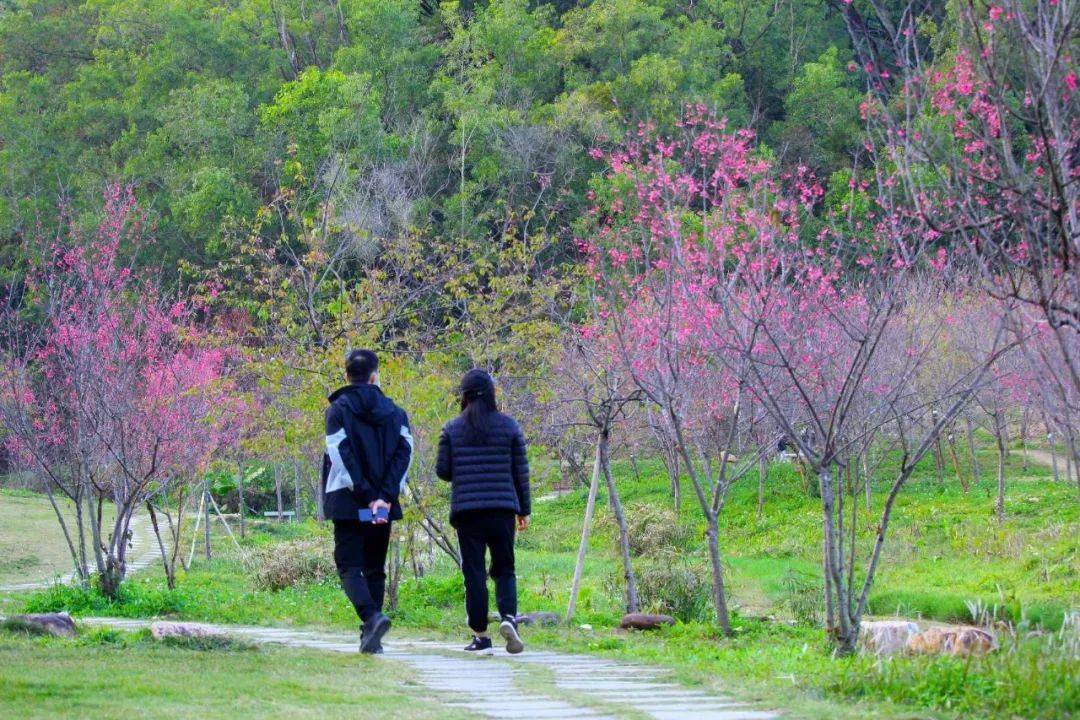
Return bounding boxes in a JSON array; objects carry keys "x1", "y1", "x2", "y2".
[
  {"x1": 819, "y1": 465, "x2": 854, "y2": 652},
  {"x1": 965, "y1": 416, "x2": 982, "y2": 484},
  {"x1": 43, "y1": 483, "x2": 84, "y2": 584},
  {"x1": 293, "y1": 461, "x2": 303, "y2": 522},
  {"x1": 995, "y1": 419, "x2": 1007, "y2": 523},
  {"x1": 147, "y1": 502, "x2": 175, "y2": 589},
  {"x1": 85, "y1": 492, "x2": 111, "y2": 596},
  {"x1": 932, "y1": 436, "x2": 946, "y2": 483},
  {"x1": 862, "y1": 452, "x2": 872, "y2": 512},
  {"x1": 1049, "y1": 434, "x2": 1061, "y2": 483},
  {"x1": 274, "y1": 465, "x2": 285, "y2": 523},
  {"x1": 1020, "y1": 411, "x2": 1030, "y2": 471},
  {"x1": 757, "y1": 455, "x2": 767, "y2": 519},
  {"x1": 703, "y1": 516, "x2": 731, "y2": 633},
  {"x1": 600, "y1": 432, "x2": 638, "y2": 614},
  {"x1": 566, "y1": 439, "x2": 602, "y2": 622},
  {"x1": 237, "y1": 463, "x2": 246, "y2": 539}
]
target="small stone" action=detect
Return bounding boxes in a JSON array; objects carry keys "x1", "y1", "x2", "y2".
[
  {"x1": 150, "y1": 621, "x2": 229, "y2": 642},
  {"x1": 2, "y1": 612, "x2": 77, "y2": 637},
  {"x1": 579, "y1": 623, "x2": 593, "y2": 631},
  {"x1": 907, "y1": 625, "x2": 996, "y2": 656},
  {"x1": 619, "y1": 613, "x2": 676, "y2": 631},
  {"x1": 516, "y1": 612, "x2": 560, "y2": 627},
  {"x1": 859, "y1": 620, "x2": 920, "y2": 656}
]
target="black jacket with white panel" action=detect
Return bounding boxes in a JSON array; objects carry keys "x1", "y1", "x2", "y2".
[{"x1": 321, "y1": 383, "x2": 412, "y2": 521}]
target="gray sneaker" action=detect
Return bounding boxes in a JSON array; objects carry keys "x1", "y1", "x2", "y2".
[{"x1": 499, "y1": 617, "x2": 524, "y2": 654}]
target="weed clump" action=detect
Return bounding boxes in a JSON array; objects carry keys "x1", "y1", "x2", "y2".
[
  {"x1": 626, "y1": 504, "x2": 691, "y2": 557},
  {"x1": 636, "y1": 561, "x2": 712, "y2": 622},
  {"x1": 251, "y1": 538, "x2": 335, "y2": 591}
]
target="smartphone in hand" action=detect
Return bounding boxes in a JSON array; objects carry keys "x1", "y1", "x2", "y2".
[{"x1": 358, "y1": 507, "x2": 390, "y2": 523}]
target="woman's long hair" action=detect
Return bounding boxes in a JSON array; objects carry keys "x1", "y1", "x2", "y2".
[{"x1": 459, "y1": 369, "x2": 499, "y2": 444}]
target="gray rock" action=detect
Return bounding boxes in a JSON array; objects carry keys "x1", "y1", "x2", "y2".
[
  {"x1": 516, "y1": 611, "x2": 560, "y2": 627},
  {"x1": 1, "y1": 612, "x2": 77, "y2": 637}
]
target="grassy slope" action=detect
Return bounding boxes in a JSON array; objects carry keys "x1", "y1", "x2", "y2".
[
  {"x1": 0, "y1": 629, "x2": 470, "y2": 720},
  {"x1": 0, "y1": 489, "x2": 82, "y2": 587}
]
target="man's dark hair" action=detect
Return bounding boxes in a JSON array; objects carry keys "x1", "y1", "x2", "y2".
[{"x1": 346, "y1": 349, "x2": 378, "y2": 383}]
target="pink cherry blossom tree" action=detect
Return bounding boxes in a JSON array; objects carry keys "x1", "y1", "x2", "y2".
[
  {"x1": 584, "y1": 108, "x2": 1016, "y2": 651},
  {"x1": 853, "y1": 0, "x2": 1079, "y2": 481},
  {"x1": 0, "y1": 186, "x2": 245, "y2": 597}
]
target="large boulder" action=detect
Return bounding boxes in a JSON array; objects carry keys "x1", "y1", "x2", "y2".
[
  {"x1": 150, "y1": 621, "x2": 229, "y2": 642},
  {"x1": 619, "y1": 613, "x2": 676, "y2": 631},
  {"x1": 1, "y1": 612, "x2": 77, "y2": 637},
  {"x1": 859, "y1": 620, "x2": 920, "y2": 656},
  {"x1": 515, "y1": 612, "x2": 560, "y2": 627},
  {"x1": 907, "y1": 625, "x2": 997, "y2": 656}
]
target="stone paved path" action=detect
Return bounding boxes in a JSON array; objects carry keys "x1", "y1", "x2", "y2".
[{"x1": 82, "y1": 618, "x2": 779, "y2": 720}]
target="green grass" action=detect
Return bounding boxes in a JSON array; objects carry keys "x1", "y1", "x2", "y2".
[
  {"x1": 0, "y1": 629, "x2": 470, "y2": 719},
  {"x1": 5, "y1": 443, "x2": 1079, "y2": 719}
]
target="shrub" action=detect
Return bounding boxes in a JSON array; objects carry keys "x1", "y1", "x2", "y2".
[
  {"x1": 779, "y1": 569, "x2": 823, "y2": 626},
  {"x1": 626, "y1": 504, "x2": 691, "y2": 557},
  {"x1": 251, "y1": 539, "x2": 335, "y2": 591},
  {"x1": 23, "y1": 580, "x2": 187, "y2": 617},
  {"x1": 826, "y1": 634, "x2": 1080, "y2": 719},
  {"x1": 636, "y1": 561, "x2": 712, "y2": 622}
]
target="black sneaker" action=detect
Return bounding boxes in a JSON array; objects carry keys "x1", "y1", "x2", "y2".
[
  {"x1": 360, "y1": 613, "x2": 391, "y2": 654},
  {"x1": 499, "y1": 617, "x2": 524, "y2": 654},
  {"x1": 360, "y1": 630, "x2": 384, "y2": 654},
  {"x1": 464, "y1": 635, "x2": 493, "y2": 652}
]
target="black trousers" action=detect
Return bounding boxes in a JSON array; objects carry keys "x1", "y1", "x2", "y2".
[
  {"x1": 333, "y1": 519, "x2": 391, "y2": 624},
  {"x1": 455, "y1": 511, "x2": 517, "y2": 633}
]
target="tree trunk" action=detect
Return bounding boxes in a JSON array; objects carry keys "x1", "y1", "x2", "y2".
[
  {"x1": 965, "y1": 416, "x2": 982, "y2": 484},
  {"x1": 932, "y1": 436, "x2": 946, "y2": 483},
  {"x1": 147, "y1": 502, "x2": 175, "y2": 589},
  {"x1": 600, "y1": 432, "x2": 638, "y2": 614},
  {"x1": 43, "y1": 483, "x2": 85, "y2": 585},
  {"x1": 293, "y1": 461, "x2": 303, "y2": 522},
  {"x1": 312, "y1": 458, "x2": 325, "y2": 522},
  {"x1": 862, "y1": 452, "x2": 872, "y2": 512},
  {"x1": 1020, "y1": 411, "x2": 1030, "y2": 471},
  {"x1": 819, "y1": 465, "x2": 856, "y2": 654},
  {"x1": 703, "y1": 516, "x2": 732, "y2": 635},
  {"x1": 566, "y1": 439, "x2": 602, "y2": 622},
  {"x1": 995, "y1": 419, "x2": 1008, "y2": 523},
  {"x1": 757, "y1": 455, "x2": 767, "y2": 519},
  {"x1": 274, "y1": 465, "x2": 285, "y2": 522},
  {"x1": 237, "y1": 463, "x2": 246, "y2": 539}
]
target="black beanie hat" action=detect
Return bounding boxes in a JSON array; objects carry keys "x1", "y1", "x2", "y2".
[{"x1": 459, "y1": 368, "x2": 495, "y2": 397}]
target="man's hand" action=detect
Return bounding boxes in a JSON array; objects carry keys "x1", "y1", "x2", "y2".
[
  {"x1": 516, "y1": 515, "x2": 530, "y2": 532},
  {"x1": 370, "y1": 499, "x2": 392, "y2": 524}
]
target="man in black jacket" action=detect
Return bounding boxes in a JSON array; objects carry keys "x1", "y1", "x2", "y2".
[{"x1": 322, "y1": 349, "x2": 412, "y2": 654}]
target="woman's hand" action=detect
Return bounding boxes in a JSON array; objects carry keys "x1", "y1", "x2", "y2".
[{"x1": 516, "y1": 515, "x2": 530, "y2": 532}]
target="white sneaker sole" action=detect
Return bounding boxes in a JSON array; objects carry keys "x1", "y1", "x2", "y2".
[{"x1": 499, "y1": 621, "x2": 524, "y2": 654}]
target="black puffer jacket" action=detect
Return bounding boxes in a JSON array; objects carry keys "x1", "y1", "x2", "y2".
[
  {"x1": 321, "y1": 383, "x2": 413, "y2": 521},
  {"x1": 436, "y1": 412, "x2": 531, "y2": 525}
]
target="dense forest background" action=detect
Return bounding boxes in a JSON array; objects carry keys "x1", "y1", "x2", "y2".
[{"x1": 0, "y1": 0, "x2": 891, "y2": 280}]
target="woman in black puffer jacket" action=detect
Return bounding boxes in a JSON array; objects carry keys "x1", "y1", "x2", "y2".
[{"x1": 436, "y1": 369, "x2": 531, "y2": 654}]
